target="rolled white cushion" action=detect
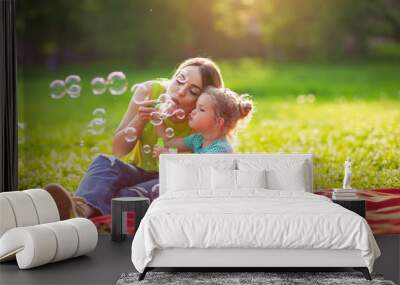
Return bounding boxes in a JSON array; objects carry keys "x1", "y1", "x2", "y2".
[
  {"x1": 0, "y1": 189, "x2": 60, "y2": 238},
  {"x1": 0, "y1": 191, "x2": 39, "y2": 227},
  {"x1": 65, "y1": 218, "x2": 98, "y2": 257},
  {"x1": 0, "y1": 226, "x2": 57, "y2": 269},
  {"x1": 0, "y1": 196, "x2": 17, "y2": 237},
  {"x1": 24, "y1": 189, "x2": 60, "y2": 224},
  {"x1": 42, "y1": 221, "x2": 79, "y2": 262},
  {"x1": 0, "y1": 218, "x2": 98, "y2": 269}
]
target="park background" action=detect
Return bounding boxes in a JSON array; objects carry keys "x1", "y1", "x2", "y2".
[{"x1": 16, "y1": 0, "x2": 400, "y2": 191}]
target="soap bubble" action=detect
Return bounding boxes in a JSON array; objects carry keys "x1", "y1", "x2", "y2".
[
  {"x1": 157, "y1": 93, "x2": 171, "y2": 104},
  {"x1": 67, "y1": 84, "x2": 81, "y2": 98},
  {"x1": 91, "y1": 117, "x2": 106, "y2": 125},
  {"x1": 123, "y1": 127, "x2": 138, "y2": 143},
  {"x1": 50, "y1": 80, "x2": 66, "y2": 99},
  {"x1": 107, "y1": 71, "x2": 127, "y2": 95},
  {"x1": 130, "y1": 84, "x2": 138, "y2": 93},
  {"x1": 65, "y1": 75, "x2": 81, "y2": 88},
  {"x1": 65, "y1": 75, "x2": 81, "y2": 98},
  {"x1": 159, "y1": 100, "x2": 177, "y2": 117},
  {"x1": 18, "y1": 122, "x2": 25, "y2": 144},
  {"x1": 131, "y1": 84, "x2": 150, "y2": 105},
  {"x1": 150, "y1": 111, "x2": 163, "y2": 126},
  {"x1": 297, "y1": 94, "x2": 316, "y2": 104},
  {"x1": 172, "y1": 108, "x2": 185, "y2": 120},
  {"x1": 165, "y1": 127, "x2": 175, "y2": 138},
  {"x1": 296, "y1": 95, "x2": 306, "y2": 104},
  {"x1": 88, "y1": 118, "x2": 105, "y2": 135},
  {"x1": 157, "y1": 93, "x2": 177, "y2": 117},
  {"x1": 143, "y1": 144, "x2": 151, "y2": 154},
  {"x1": 91, "y1": 77, "x2": 107, "y2": 95},
  {"x1": 131, "y1": 83, "x2": 147, "y2": 94},
  {"x1": 306, "y1": 94, "x2": 316, "y2": 103},
  {"x1": 93, "y1": 108, "x2": 106, "y2": 119}
]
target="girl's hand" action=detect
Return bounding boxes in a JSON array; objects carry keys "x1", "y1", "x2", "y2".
[{"x1": 152, "y1": 144, "x2": 170, "y2": 159}]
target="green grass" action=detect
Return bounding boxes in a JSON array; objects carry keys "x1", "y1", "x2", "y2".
[{"x1": 18, "y1": 59, "x2": 400, "y2": 191}]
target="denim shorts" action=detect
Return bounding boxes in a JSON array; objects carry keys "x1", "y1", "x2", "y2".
[{"x1": 75, "y1": 154, "x2": 159, "y2": 215}]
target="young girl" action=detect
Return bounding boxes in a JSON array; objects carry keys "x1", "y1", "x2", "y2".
[{"x1": 153, "y1": 86, "x2": 253, "y2": 156}]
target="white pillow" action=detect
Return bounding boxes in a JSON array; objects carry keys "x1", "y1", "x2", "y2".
[
  {"x1": 166, "y1": 159, "x2": 236, "y2": 192},
  {"x1": 238, "y1": 159, "x2": 308, "y2": 191},
  {"x1": 167, "y1": 162, "x2": 211, "y2": 191},
  {"x1": 211, "y1": 168, "x2": 236, "y2": 190},
  {"x1": 236, "y1": 169, "x2": 267, "y2": 189},
  {"x1": 266, "y1": 165, "x2": 306, "y2": 191},
  {"x1": 211, "y1": 169, "x2": 268, "y2": 190}
]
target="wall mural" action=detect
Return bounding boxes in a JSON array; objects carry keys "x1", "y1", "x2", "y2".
[{"x1": 16, "y1": 0, "x2": 400, "y2": 234}]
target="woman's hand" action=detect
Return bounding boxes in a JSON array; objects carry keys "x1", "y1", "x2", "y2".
[
  {"x1": 113, "y1": 80, "x2": 158, "y2": 158},
  {"x1": 155, "y1": 122, "x2": 166, "y2": 138},
  {"x1": 152, "y1": 145, "x2": 170, "y2": 159},
  {"x1": 115, "y1": 81, "x2": 155, "y2": 134},
  {"x1": 137, "y1": 100, "x2": 158, "y2": 123}
]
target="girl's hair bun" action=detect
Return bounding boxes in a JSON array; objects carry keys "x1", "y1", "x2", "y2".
[{"x1": 239, "y1": 95, "x2": 253, "y2": 118}]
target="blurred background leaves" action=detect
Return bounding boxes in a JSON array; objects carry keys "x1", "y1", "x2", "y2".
[{"x1": 17, "y1": 0, "x2": 400, "y2": 67}]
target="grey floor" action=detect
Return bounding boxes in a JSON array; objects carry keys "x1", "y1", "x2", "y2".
[
  {"x1": 0, "y1": 235, "x2": 134, "y2": 285},
  {"x1": 374, "y1": 234, "x2": 400, "y2": 285},
  {"x1": 1, "y1": 234, "x2": 399, "y2": 285}
]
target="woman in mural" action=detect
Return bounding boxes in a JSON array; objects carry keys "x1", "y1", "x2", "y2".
[{"x1": 45, "y1": 57, "x2": 224, "y2": 220}]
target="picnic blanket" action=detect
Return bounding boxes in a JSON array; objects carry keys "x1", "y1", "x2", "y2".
[
  {"x1": 90, "y1": 188, "x2": 400, "y2": 235},
  {"x1": 315, "y1": 188, "x2": 400, "y2": 235}
]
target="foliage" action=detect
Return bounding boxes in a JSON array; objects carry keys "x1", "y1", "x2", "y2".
[{"x1": 16, "y1": 0, "x2": 400, "y2": 66}]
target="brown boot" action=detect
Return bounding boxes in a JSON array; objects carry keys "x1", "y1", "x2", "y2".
[
  {"x1": 72, "y1": 196, "x2": 101, "y2": 218},
  {"x1": 43, "y1": 183, "x2": 77, "y2": 220}
]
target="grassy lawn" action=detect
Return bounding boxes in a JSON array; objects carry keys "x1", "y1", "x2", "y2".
[{"x1": 18, "y1": 59, "x2": 400, "y2": 191}]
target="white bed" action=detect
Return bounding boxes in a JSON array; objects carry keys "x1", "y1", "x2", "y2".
[{"x1": 131, "y1": 154, "x2": 380, "y2": 281}]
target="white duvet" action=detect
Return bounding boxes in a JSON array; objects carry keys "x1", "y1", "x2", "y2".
[{"x1": 131, "y1": 189, "x2": 380, "y2": 273}]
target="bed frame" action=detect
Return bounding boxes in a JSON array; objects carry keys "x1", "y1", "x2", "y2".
[
  {"x1": 141, "y1": 248, "x2": 370, "y2": 280},
  {"x1": 139, "y1": 154, "x2": 371, "y2": 281}
]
